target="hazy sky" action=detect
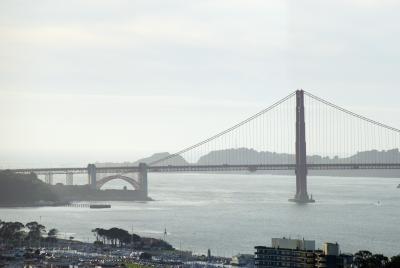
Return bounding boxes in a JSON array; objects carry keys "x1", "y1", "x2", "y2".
[{"x1": 1, "y1": 0, "x2": 400, "y2": 167}]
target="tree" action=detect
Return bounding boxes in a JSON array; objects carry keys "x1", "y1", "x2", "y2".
[
  {"x1": 370, "y1": 254, "x2": 389, "y2": 268},
  {"x1": 92, "y1": 228, "x2": 101, "y2": 241},
  {"x1": 47, "y1": 228, "x2": 58, "y2": 243},
  {"x1": 0, "y1": 221, "x2": 25, "y2": 245},
  {"x1": 92, "y1": 227, "x2": 142, "y2": 247},
  {"x1": 387, "y1": 255, "x2": 400, "y2": 268},
  {"x1": 92, "y1": 228, "x2": 107, "y2": 244},
  {"x1": 353, "y1": 250, "x2": 389, "y2": 268},
  {"x1": 26, "y1": 221, "x2": 46, "y2": 243},
  {"x1": 94, "y1": 240, "x2": 104, "y2": 247},
  {"x1": 139, "y1": 252, "x2": 152, "y2": 260},
  {"x1": 48, "y1": 228, "x2": 58, "y2": 238}
]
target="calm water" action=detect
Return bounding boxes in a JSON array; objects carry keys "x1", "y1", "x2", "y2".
[{"x1": 0, "y1": 174, "x2": 399, "y2": 257}]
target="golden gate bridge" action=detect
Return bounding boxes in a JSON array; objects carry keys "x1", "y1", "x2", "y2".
[{"x1": 8, "y1": 90, "x2": 400, "y2": 203}]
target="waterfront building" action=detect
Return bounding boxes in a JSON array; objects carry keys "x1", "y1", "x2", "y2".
[
  {"x1": 255, "y1": 238, "x2": 353, "y2": 268},
  {"x1": 315, "y1": 243, "x2": 353, "y2": 268},
  {"x1": 255, "y1": 238, "x2": 316, "y2": 268}
]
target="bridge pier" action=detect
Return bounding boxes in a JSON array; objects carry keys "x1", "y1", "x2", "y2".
[
  {"x1": 138, "y1": 162, "x2": 148, "y2": 199},
  {"x1": 87, "y1": 164, "x2": 97, "y2": 189},
  {"x1": 44, "y1": 173, "x2": 53, "y2": 185},
  {"x1": 290, "y1": 90, "x2": 315, "y2": 204},
  {"x1": 66, "y1": 172, "x2": 73, "y2": 185}
]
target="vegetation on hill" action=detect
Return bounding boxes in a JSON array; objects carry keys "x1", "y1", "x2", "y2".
[
  {"x1": 353, "y1": 250, "x2": 400, "y2": 268},
  {"x1": 1, "y1": 220, "x2": 173, "y2": 251},
  {"x1": 0, "y1": 171, "x2": 58, "y2": 205},
  {"x1": 92, "y1": 227, "x2": 173, "y2": 250},
  {"x1": 0, "y1": 219, "x2": 58, "y2": 246}
]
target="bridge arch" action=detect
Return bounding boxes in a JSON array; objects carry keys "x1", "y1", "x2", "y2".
[{"x1": 96, "y1": 174, "x2": 141, "y2": 190}]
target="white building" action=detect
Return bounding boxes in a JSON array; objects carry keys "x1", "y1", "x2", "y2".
[
  {"x1": 323, "y1": 242, "x2": 339, "y2": 256},
  {"x1": 271, "y1": 237, "x2": 315, "y2": 251}
]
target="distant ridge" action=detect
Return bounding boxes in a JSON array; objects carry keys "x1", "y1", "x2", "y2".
[
  {"x1": 96, "y1": 148, "x2": 400, "y2": 167},
  {"x1": 197, "y1": 148, "x2": 400, "y2": 165},
  {"x1": 96, "y1": 152, "x2": 188, "y2": 167}
]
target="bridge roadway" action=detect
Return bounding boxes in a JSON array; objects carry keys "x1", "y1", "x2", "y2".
[{"x1": 8, "y1": 163, "x2": 400, "y2": 175}]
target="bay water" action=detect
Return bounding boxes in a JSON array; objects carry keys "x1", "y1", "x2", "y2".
[{"x1": 0, "y1": 174, "x2": 399, "y2": 257}]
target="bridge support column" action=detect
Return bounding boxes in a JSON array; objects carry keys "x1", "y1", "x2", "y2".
[
  {"x1": 290, "y1": 90, "x2": 315, "y2": 203},
  {"x1": 138, "y1": 162, "x2": 148, "y2": 199},
  {"x1": 87, "y1": 164, "x2": 97, "y2": 189},
  {"x1": 45, "y1": 173, "x2": 53, "y2": 185},
  {"x1": 66, "y1": 173, "x2": 73, "y2": 185}
]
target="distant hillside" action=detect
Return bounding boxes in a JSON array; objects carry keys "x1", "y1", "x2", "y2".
[
  {"x1": 133, "y1": 152, "x2": 188, "y2": 166},
  {"x1": 97, "y1": 148, "x2": 400, "y2": 166},
  {"x1": 96, "y1": 152, "x2": 188, "y2": 167},
  {"x1": 197, "y1": 148, "x2": 293, "y2": 165},
  {"x1": 0, "y1": 171, "x2": 58, "y2": 206},
  {"x1": 197, "y1": 148, "x2": 400, "y2": 165}
]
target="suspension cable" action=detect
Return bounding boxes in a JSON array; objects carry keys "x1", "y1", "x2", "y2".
[
  {"x1": 304, "y1": 91, "x2": 400, "y2": 133},
  {"x1": 150, "y1": 91, "x2": 297, "y2": 166}
]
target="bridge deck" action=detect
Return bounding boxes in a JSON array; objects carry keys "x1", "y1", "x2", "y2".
[
  {"x1": 6, "y1": 163, "x2": 400, "y2": 174},
  {"x1": 148, "y1": 163, "x2": 400, "y2": 172}
]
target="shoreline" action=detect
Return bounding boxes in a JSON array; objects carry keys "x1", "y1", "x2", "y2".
[{"x1": 0, "y1": 198, "x2": 153, "y2": 208}]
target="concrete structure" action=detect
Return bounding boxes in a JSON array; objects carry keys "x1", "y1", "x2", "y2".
[
  {"x1": 87, "y1": 162, "x2": 148, "y2": 198},
  {"x1": 35, "y1": 163, "x2": 150, "y2": 199},
  {"x1": 44, "y1": 173, "x2": 53, "y2": 185},
  {"x1": 255, "y1": 238, "x2": 316, "y2": 267},
  {"x1": 138, "y1": 163, "x2": 148, "y2": 198},
  {"x1": 96, "y1": 174, "x2": 140, "y2": 190},
  {"x1": 87, "y1": 164, "x2": 97, "y2": 189},
  {"x1": 291, "y1": 90, "x2": 314, "y2": 203},
  {"x1": 255, "y1": 246, "x2": 315, "y2": 268},
  {"x1": 66, "y1": 172, "x2": 73, "y2": 185},
  {"x1": 323, "y1": 243, "x2": 339, "y2": 256},
  {"x1": 315, "y1": 243, "x2": 353, "y2": 268}
]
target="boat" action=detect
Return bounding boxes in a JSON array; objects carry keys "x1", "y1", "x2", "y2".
[{"x1": 89, "y1": 204, "x2": 111, "y2": 209}]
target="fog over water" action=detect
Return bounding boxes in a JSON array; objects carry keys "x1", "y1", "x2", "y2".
[{"x1": 1, "y1": 174, "x2": 399, "y2": 257}]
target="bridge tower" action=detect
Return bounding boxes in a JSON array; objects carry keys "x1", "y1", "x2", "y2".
[
  {"x1": 138, "y1": 162, "x2": 148, "y2": 199},
  {"x1": 87, "y1": 164, "x2": 97, "y2": 188},
  {"x1": 290, "y1": 90, "x2": 315, "y2": 203}
]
